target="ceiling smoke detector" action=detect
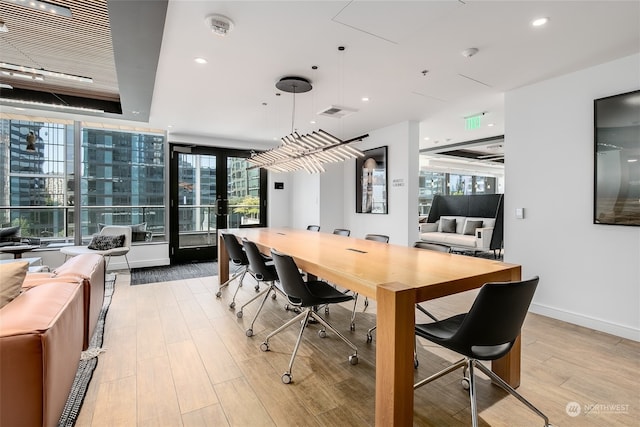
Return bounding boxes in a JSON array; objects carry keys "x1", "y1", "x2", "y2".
[
  {"x1": 205, "y1": 14, "x2": 234, "y2": 37},
  {"x1": 461, "y1": 47, "x2": 479, "y2": 58}
]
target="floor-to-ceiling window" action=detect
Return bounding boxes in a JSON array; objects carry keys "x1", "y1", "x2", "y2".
[
  {"x1": 418, "y1": 154, "x2": 504, "y2": 216},
  {"x1": 0, "y1": 116, "x2": 166, "y2": 245}
]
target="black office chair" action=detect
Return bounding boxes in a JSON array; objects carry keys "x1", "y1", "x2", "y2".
[
  {"x1": 260, "y1": 249, "x2": 358, "y2": 384},
  {"x1": 333, "y1": 228, "x2": 350, "y2": 236},
  {"x1": 239, "y1": 239, "x2": 284, "y2": 337},
  {"x1": 414, "y1": 276, "x2": 551, "y2": 427},
  {"x1": 306, "y1": 225, "x2": 320, "y2": 232},
  {"x1": 216, "y1": 233, "x2": 257, "y2": 308},
  {"x1": 364, "y1": 233, "x2": 389, "y2": 243}
]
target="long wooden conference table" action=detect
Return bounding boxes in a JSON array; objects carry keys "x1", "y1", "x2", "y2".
[{"x1": 218, "y1": 227, "x2": 522, "y2": 426}]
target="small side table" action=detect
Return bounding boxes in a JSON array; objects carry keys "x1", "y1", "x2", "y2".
[{"x1": 0, "y1": 245, "x2": 40, "y2": 259}]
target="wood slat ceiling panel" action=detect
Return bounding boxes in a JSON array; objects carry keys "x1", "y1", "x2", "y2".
[{"x1": 0, "y1": 0, "x2": 119, "y2": 97}]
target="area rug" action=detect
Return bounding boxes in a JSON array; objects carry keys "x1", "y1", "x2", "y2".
[
  {"x1": 130, "y1": 261, "x2": 217, "y2": 285},
  {"x1": 57, "y1": 273, "x2": 116, "y2": 427}
]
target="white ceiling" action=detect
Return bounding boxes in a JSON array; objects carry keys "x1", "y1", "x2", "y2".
[
  {"x1": 151, "y1": 0, "x2": 640, "y2": 150},
  {"x1": 1, "y1": 0, "x2": 639, "y2": 153}
]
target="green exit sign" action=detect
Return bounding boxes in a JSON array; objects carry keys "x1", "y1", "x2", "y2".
[{"x1": 465, "y1": 115, "x2": 481, "y2": 130}]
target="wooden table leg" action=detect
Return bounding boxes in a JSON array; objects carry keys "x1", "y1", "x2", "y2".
[
  {"x1": 492, "y1": 335, "x2": 521, "y2": 388},
  {"x1": 491, "y1": 266, "x2": 523, "y2": 388},
  {"x1": 375, "y1": 283, "x2": 416, "y2": 426},
  {"x1": 217, "y1": 233, "x2": 229, "y2": 284}
]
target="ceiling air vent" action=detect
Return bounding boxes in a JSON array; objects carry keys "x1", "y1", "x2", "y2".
[{"x1": 318, "y1": 105, "x2": 357, "y2": 118}]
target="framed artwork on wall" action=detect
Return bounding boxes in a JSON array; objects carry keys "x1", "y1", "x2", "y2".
[
  {"x1": 356, "y1": 146, "x2": 388, "y2": 214},
  {"x1": 594, "y1": 89, "x2": 640, "y2": 226}
]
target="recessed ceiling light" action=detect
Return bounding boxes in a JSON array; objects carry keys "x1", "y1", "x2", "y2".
[
  {"x1": 194, "y1": 57, "x2": 208, "y2": 64},
  {"x1": 487, "y1": 123, "x2": 495, "y2": 127},
  {"x1": 532, "y1": 17, "x2": 549, "y2": 27},
  {"x1": 423, "y1": 137, "x2": 430, "y2": 141},
  {"x1": 3, "y1": 0, "x2": 72, "y2": 17},
  {"x1": 361, "y1": 97, "x2": 369, "y2": 102},
  {"x1": 310, "y1": 120, "x2": 316, "y2": 124},
  {"x1": 167, "y1": 125, "x2": 173, "y2": 128}
]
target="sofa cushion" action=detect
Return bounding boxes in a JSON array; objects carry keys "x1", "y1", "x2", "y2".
[
  {"x1": 0, "y1": 226, "x2": 20, "y2": 239},
  {"x1": 88, "y1": 234, "x2": 125, "y2": 250},
  {"x1": 463, "y1": 219, "x2": 484, "y2": 235},
  {"x1": 0, "y1": 261, "x2": 28, "y2": 309},
  {"x1": 440, "y1": 218, "x2": 457, "y2": 233}
]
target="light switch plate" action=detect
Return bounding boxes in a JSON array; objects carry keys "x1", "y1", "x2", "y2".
[{"x1": 515, "y1": 208, "x2": 524, "y2": 219}]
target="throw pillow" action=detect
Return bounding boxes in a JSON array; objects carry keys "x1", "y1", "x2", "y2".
[
  {"x1": 463, "y1": 220, "x2": 484, "y2": 236},
  {"x1": 88, "y1": 234, "x2": 125, "y2": 250},
  {"x1": 0, "y1": 261, "x2": 28, "y2": 309},
  {"x1": 441, "y1": 218, "x2": 457, "y2": 233}
]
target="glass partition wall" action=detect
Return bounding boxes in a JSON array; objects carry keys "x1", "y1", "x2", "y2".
[{"x1": 0, "y1": 116, "x2": 166, "y2": 246}]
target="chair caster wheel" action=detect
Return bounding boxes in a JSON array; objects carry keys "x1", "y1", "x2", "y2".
[
  {"x1": 461, "y1": 377, "x2": 470, "y2": 390},
  {"x1": 236, "y1": 310, "x2": 243, "y2": 318},
  {"x1": 215, "y1": 291, "x2": 221, "y2": 298},
  {"x1": 271, "y1": 293, "x2": 277, "y2": 299},
  {"x1": 324, "y1": 307, "x2": 330, "y2": 315},
  {"x1": 229, "y1": 302, "x2": 236, "y2": 309},
  {"x1": 318, "y1": 330, "x2": 327, "y2": 338},
  {"x1": 260, "y1": 342, "x2": 269, "y2": 352},
  {"x1": 246, "y1": 329, "x2": 253, "y2": 337},
  {"x1": 350, "y1": 323, "x2": 355, "y2": 331},
  {"x1": 255, "y1": 285, "x2": 260, "y2": 292},
  {"x1": 349, "y1": 354, "x2": 358, "y2": 365},
  {"x1": 414, "y1": 358, "x2": 419, "y2": 369},
  {"x1": 366, "y1": 334, "x2": 373, "y2": 343},
  {"x1": 364, "y1": 299, "x2": 369, "y2": 307},
  {"x1": 281, "y1": 373, "x2": 292, "y2": 384},
  {"x1": 284, "y1": 304, "x2": 290, "y2": 311}
]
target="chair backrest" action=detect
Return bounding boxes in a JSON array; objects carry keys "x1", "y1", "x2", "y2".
[
  {"x1": 100, "y1": 225, "x2": 132, "y2": 248},
  {"x1": 451, "y1": 277, "x2": 539, "y2": 359},
  {"x1": 242, "y1": 239, "x2": 278, "y2": 281},
  {"x1": 270, "y1": 249, "x2": 315, "y2": 304},
  {"x1": 414, "y1": 241, "x2": 450, "y2": 252},
  {"x1": 365, "y1": 234, "x2": 389, "y2": 243},
  {"x1": 306, "y1": 225, "x2": 320, "y2": 232},
  {"x1": 333, "y1": 228, "x2": 350, "y2": 236},
  {"x1": 221, "y1": 233, "x2": 248, "y2": 265}
]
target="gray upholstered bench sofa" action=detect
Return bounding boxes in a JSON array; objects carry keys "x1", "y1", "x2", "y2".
[
  {"x1": 418, "y1": 194, "x2": 504, "y2": 257},
  {"x1": 419, "y1": 216, "x2": 496, "y2": 251}
]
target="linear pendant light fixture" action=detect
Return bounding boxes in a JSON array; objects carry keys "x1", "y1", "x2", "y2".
[
  {"x1": 0, "y1": 0, "x2": 73, "y2": 17},
  {"x1": 247, "y1": 76, "x2": 367, "y2": 173},
  {"x1": 0, "y1": 62, "x2": 93, "y2": 83}
]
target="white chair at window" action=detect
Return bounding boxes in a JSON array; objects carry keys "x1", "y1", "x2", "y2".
[{"x1": 61, "y1": 225, "x2": 132, "y2": 271}]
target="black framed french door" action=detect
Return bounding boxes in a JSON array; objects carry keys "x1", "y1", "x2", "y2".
[{"x1": 169, "y1": 144, "x2": 267, "y2": 263}]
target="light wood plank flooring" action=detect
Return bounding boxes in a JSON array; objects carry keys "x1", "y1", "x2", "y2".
[{"x1": 76, "y1": 271, "x2": 639, "y2": 426}]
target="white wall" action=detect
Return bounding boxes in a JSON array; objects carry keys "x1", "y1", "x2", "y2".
[
  {"x1": 267, "y1": 172, "x2": 291, "y2": 227},
  {"x1": 289, "y1": 170, "x2": 320, "y2": 230},
  {"x1": 344, "y1": 121, "x2": 420, "y2": 245},
  {"x1": 505, "y1": 54, "x2": 640, "y2": 341},
  {"x1": 319, "y1": 162, "x2": 346, "y2": 233}
]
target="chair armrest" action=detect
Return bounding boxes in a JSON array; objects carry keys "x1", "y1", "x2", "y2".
[
  {"x1": 419, "y1": 223, "x2": 438, "y2": 233},
  {"x1": 475, "y1": 227, "x2": 494, "y2": 250}
]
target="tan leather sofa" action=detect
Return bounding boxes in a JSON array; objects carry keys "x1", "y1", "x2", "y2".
[
  {"x1": 0, "y1": 253, "x2": 106, "y2": 426},
  {"x1": 23, "y1": 253, "x2": 105, "y2": 349},
  {"x1": 0, "y1": 280, "x2": 84, "y2": 427}
]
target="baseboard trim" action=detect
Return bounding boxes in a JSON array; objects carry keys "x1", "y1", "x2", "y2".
[
  {"x1": 530, "y1": 302, "x2": 640, "y2": 342},
  {"x1": 107, "y1": 257, "x2": 170, "y2": 270}
]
